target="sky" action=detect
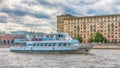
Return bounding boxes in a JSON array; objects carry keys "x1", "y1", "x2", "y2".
[{"x1": 0, "y1": 0, "x2": 120, "y2": 33}]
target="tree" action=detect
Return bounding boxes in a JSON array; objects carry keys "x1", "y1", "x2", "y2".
[
  {"x1": 89, "y1": 34, "x2": 94, "y2": 42},
  {"x1": 76, "y1": 34, "x2": 83, "y2": 43},
  {"x1": 103, "y1": 37, "x2": 109, "y2": 43},
  {"x1": 89, "y1": 32, "x2": 108, "y2": 43},
  {"x1": 94, "y1": 32, "x2": 104, "y2": 43}
]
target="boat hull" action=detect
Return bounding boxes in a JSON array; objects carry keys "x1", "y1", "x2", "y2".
[{"x1": 10, "y1": 44, "x2": 94, "y2": 54}]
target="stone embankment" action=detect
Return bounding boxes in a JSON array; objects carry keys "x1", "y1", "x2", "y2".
[
  {"x1": 93, "y1": 43, "x2": 120, "y2": 49},
  {"x1": 0, "y1": 44, "x2": 11, "y2": 48}
]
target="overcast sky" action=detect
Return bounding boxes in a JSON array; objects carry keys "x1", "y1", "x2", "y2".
[{"x1": 0, "y1": 0, "x2": 120, "y2": 33}]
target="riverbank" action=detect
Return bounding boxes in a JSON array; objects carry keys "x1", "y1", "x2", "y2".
[
  {"x1": 0, "y1": 44, "x2": 10, "y2": 48},
  {"x1": 93, "y1": 43, "x2": 120, "y2": 49}
]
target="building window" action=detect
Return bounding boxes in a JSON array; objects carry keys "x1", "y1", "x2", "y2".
[
  {"x1": 112, "y1": 36, "x2": 114, "y2": 38},
  {"x1": 108, "y1": 35, "x2": 110, "y2": 38}
]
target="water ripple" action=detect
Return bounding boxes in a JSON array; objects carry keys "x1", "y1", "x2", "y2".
[{"x1": 0, "y1": 48, "x2": 120, "y2": 68}]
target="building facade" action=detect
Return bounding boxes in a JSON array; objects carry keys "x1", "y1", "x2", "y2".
[
  {"x1": 57, "y1": 14, "x2": 74, "y2": 32},
  {"x1": 0, "y1": 34, "x2": 14, "y2": 44},
  {"x1": 57, "y1": 14, "x2": 120, "y2": 43}
]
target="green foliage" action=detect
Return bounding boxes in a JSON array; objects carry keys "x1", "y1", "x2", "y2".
[
  {"x1": 77, "y1": 34, "x2": 83, "y2": 43},
  {"x1": 103, "y1": 37, "x2": 109, "y2": 43},
  {"x1": 89, "y1": 37, "x2": 94, "y2": 42},
  {"x1": 74, "y1": 34, "x2": 83, "y2": 43},
  {"x1": 94, "y1": 32, "x2": 104, "y2": 43},
  {"x1": 89, "y1": 32, "x2": 108, "y2": 43}
]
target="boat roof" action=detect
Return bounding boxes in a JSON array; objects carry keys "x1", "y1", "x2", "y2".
[{"x1": 27, "y1": 40, "x2": 71, "y2": 44}]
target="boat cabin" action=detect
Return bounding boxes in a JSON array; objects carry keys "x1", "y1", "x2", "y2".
[
  {"x1": 26, "y1": 41, "x2": 72, "y2": 47},
  {"x1": 45, "y1": 33, "x2": 72, "y2": 40}
]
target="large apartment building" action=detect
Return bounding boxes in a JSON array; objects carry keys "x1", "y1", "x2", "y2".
[{"x1": 57, "y1": 14, "x2": 120, "y2": 43}]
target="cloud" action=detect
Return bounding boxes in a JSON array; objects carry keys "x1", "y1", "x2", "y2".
[
  {"x1": 0, "y1": 16, "x2": 8, "y2": 23},
  {"x1": 36, "y1": 0, "x2": 56, "y2": 8},
  {"x1": 0, "y1": 13, "x2": 8, "y2": 23},
  {"x1": 1, "y1": 7, "x2": 50, "y2": 19},
  {"x1": 0, "y1": 0, "x2": 3, "y2": 3},
  {"x1": 0, "y1": 0, "x2": 120, "y2": 33}
]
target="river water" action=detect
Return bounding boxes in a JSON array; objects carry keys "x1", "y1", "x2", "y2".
[{"x1": 0, "y1": 48, "x2": 120, "y2": 68}]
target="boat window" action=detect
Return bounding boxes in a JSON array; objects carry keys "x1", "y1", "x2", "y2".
[
  {"x1": 48, "y1": 43, "x2": 51, "y2": 46},
  {"x1": 58, "y1": 43, "x2": 62, "y2": 46},
  {"x1": 34, "y1": 43, "x2": 36, "y2": 46},
  {"x1": 50, "y1": 35, "x2": 54, "y2": 38},
  {"x1": 46, "y1": 35, "x2": 49, "y2": 38},
  {"x1": 37, "y1": 43, "x2": 39, "y2": 46},
  {"x1": 56, "y1": 35, "x2": 59, "y2": 39},
  {"x1": 63, "y1": 34, "x2": 66, "y2": 37},
  {"x1": 58, "y1": 34, "x2": 63, "y2": 37},
  {"x1": 58, "y1": 35, "x2": 60, "y2": 37},
  {"x1": 53, "y1": 43, "x2": 56, "y2": 46},
  {"x1": 45, "y1": 43, "x2": 47, "y2": 46},
  {"x1": 28, "y1": 44, "x2": 32, "y2": 46},
  {"x1": 63, "y1": 43, "x2": 66, "y2": 46},
  {"x1": 41, "y1": 43, "x2": 43, "y2": 46},
  {"x1": 68, "y1": 43, "x2": 71, "y2": 46},
  {"x1": 34, "y1": 43, "x2": 37, "y2": 46},
  {"x1": 33, "y1": 43, "x2": 35, "y2": 46},
  {"x1": 47, "y1": 43, "x2": 49, "y2": 46},
  {"x1": 39, "y1": 43, "x2": 41, "y2": 46}
]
